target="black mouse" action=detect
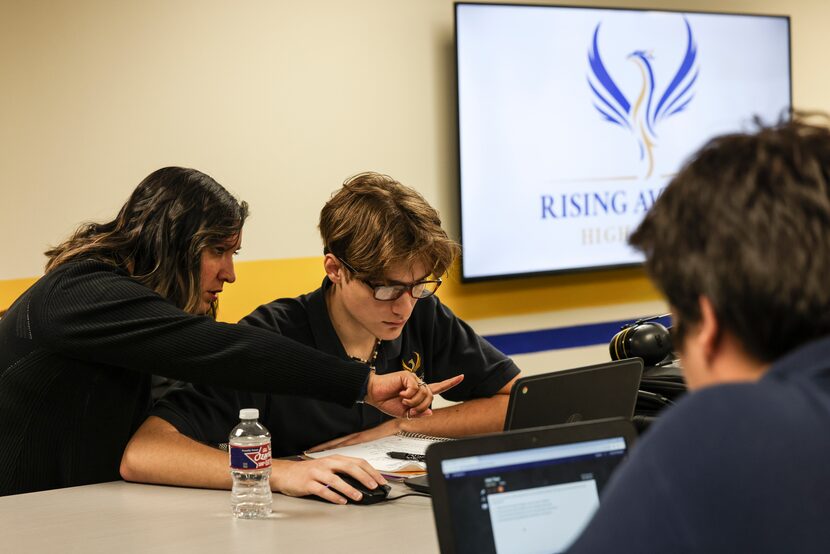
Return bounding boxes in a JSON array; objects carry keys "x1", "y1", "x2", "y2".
[
  {"x1": 302, "y1": 473, "x2": 391, "y2": 505},
  {"x1": 335, "y1": 473, "x2": 390, "y2": 505}
]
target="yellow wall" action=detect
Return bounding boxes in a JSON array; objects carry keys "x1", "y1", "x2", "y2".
[
  {"x1": 0, "y1": 279, "x2": 37, "y2": 314},
  {"x1": 0, "y1": 257, "x2": 658, "y2": 322}
]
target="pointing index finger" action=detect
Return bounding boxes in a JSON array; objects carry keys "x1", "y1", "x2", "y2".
[{"x1": 429, "y1": 374, "x2": 465, "y2": 395}]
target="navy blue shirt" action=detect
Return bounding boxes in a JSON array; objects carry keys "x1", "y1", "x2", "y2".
[
  {"x1": 569, "y1": 335, "x2": 830, "y2": 553},
  {"x1": 152, "y1": 279, "x2": 519, "y2": 456}
]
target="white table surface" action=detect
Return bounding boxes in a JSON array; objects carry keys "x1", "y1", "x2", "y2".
[{"x1": 0, "y1": 480, "x2": 440, "y2": 553}]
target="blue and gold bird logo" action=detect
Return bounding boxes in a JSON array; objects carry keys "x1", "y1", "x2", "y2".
[{"x1": 588, "y1": 17, "x2": 699, "y2": 178}]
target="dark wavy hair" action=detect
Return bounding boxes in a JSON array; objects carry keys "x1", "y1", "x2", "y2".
[
  {"x1": 45, "y1": 167, "x2": 249, "y2": 316},
  {"x1": 630, "y1": 116, "x2": 830, "y2": 363}
]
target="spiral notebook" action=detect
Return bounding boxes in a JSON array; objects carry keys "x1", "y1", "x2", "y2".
[{"x1": 304, "y1": 432, "x2": 450, "y2": 474}]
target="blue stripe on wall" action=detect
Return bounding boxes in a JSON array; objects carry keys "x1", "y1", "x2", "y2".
[{"x1": 483, "y1": 315, "x2": 671, "y2": 356}]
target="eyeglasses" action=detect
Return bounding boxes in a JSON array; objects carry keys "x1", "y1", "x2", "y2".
[{"x1": 337, "y1": 257, "x2": 442, "y2": 301}]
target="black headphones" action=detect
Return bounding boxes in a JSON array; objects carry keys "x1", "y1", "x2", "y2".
[{"x1": 609, "y1": 314, "x2": 674, "y2": 367}]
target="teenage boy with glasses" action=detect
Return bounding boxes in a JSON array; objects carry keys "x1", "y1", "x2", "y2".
[{"x1": 120, "y1": 172, "x2": 521, "y2": 504}]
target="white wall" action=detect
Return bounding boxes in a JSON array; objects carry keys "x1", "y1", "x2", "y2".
[{"x1": 2, "y1": 0, "x2": 455, "y2": 279}]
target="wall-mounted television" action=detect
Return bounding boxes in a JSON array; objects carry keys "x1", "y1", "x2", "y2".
[{"x1": 455, "y1": 3, "x2": 792, "y2": 281}]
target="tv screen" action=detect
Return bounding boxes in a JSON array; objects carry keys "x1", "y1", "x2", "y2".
[{"x1": 455, "y1": 3, "x2": 791, "y2": 281}]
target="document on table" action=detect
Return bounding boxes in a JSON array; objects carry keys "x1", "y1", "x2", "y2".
[{"x1": 304, "y1": 432, "x2": 449, "y2": 474}]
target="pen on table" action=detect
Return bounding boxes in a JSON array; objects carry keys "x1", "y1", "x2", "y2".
[{"x1": 386, "y1": 451, "x2": 426, "y2": 462}]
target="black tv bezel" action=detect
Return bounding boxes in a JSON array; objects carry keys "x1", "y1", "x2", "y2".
[{"x1": 454, "y1": 2, "x2": 793, "y2": 284}]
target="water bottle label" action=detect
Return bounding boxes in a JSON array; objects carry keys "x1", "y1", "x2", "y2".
[{"x1": 229, "y1": 443, "x2": 272, "y2": 470}]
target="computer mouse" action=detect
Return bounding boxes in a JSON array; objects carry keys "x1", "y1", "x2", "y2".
[{"x1": 334, "y1": 473, "x2": 391, "y2": 505}]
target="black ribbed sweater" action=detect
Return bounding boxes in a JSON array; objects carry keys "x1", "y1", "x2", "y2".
[{"x1": 0, "y1": 259, "x2": 368, "y2": 496}]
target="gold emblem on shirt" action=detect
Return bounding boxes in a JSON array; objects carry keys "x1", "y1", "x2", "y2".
[{"x1": 402, "y1": 351, "x2": 421, "y2": 374}]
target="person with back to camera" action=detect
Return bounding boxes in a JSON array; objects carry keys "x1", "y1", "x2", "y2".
[
  {"x1": 119, "y1": 172, "x2": 520, "y2": 504},
  {"x1": 567, "y1": 117, "x2": 830, "y2": 552},
  {"x1": 0, "y1": 167, "x2": 458, "y2": 497}
]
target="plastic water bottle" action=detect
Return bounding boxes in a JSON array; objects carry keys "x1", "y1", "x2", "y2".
[{"x1": 229, "y1": 408, "x2": 272, "y2": 518}]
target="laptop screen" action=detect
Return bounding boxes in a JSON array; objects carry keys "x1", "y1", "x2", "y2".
[{"x1": 439, "y1": 436, "x2": 627, "y2": 553}]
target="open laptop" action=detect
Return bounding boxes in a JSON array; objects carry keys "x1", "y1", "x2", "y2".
[
  {"x1": 503, "y1": 359, "x2": 643, "y2": 431},
  {"x1": 427, "y1": 418, "x2": 636, "y2": 554}
]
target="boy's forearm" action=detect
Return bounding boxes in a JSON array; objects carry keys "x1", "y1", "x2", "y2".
[
  {"x1": 120, "y1": 416, "x2": 232, "y2": 490},
  {"x1": 397, "y1": 395, "x2": 509, "y2": 437}
]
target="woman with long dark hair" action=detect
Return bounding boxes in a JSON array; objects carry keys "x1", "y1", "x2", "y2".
[{"x1": 0, "y1": 167, "x2": 451, "y2": 496}]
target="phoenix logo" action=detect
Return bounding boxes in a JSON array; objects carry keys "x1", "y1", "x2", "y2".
[
  {"x1": 588, "y1": 17, "x2": 699, "y2": 178},
  {"x1": 402, "y1": 352, "x2": 422, "y2": 374}
]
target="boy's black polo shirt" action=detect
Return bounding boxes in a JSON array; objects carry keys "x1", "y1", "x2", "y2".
[{"x1": 151, "y1": 278, "x2": 520, "y2": 456}]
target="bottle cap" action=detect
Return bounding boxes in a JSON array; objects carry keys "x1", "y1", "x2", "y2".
[{"x1": 239, "y1": 408, "x2": 259, "y2": 420}]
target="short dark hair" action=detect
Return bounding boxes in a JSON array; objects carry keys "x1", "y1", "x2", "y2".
[
  {"x1": 629, "y1": 117, "x2": 830, "y2": 363},
  {"x1": 45, "y1": 167, "x2": 248, "y2": 317}
]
